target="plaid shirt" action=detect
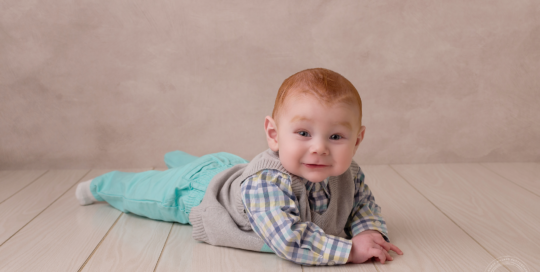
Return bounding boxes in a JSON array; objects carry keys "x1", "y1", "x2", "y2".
[{"x1": 240, "y1": 167, "x2": 389, "y2": 266}]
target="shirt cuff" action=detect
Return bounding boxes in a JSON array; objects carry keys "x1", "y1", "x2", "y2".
[
  {"x1": 372, "y1": 229, "x2": 390, "y2": 243},
  {"x1": 319, "y1": 235, "x2": 352, "y2": 266},
  {"x1": 353, "y1": 220, "x2": 390, "y2": 243}
]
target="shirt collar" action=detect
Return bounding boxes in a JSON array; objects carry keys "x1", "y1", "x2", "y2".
[{"x1": 305, "y1": 177, "x2": 330, "y2": 195}]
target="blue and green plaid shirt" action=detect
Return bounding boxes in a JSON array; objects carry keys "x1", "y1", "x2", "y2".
[{"x1": 240, "y1": 167, "x2": 389, "y2": 266}]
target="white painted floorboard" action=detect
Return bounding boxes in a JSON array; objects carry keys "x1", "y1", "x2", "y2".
[
  {"x1": 81, "y1": 213, "x2": 172, "y2": 272},
  {"x1": 362, "y1": 165, "x2": 505, "y2": 272},
  {"x1": 0, "y1": 170, "x2": 47, "y2": 204},
  {"x1": 481, "y1": 162, "x2": 540, "y2": 197},
  {"x1": 0, "y1": 163, "x2": 537, "y2": 271},
  {"x1": 0, "y1": 169, "x2": 138, "y2": 272},
  {"x1": 0, "y1": 169, "x2": 89, "y2": 246},
  {"x1": 391, "y1": 163, "x2": 540, "y2": 272},
  {"x1": 156, "y1": 223, "x2": 303, "y2": 272}
]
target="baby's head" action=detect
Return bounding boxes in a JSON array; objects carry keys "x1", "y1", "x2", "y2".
[{"x1": 265, "y1": 68, "x2": 366, "y2": 183}]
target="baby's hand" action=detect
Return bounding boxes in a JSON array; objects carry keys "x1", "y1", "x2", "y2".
[{"x1": 346, "y1": 230, "x2": 403, "y2": 264}]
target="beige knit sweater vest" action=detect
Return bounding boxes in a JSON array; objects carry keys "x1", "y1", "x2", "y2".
[{"x1": 189, "y1": 148, "x2": 357, "y2": 252}]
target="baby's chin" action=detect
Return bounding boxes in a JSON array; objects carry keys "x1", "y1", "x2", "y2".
[
  {"x1": 298, "y1": 167, "x2": 352, "y2": 182},
  {"x1": 292, "y1": 170, "x2": 331, "y2": 183}
]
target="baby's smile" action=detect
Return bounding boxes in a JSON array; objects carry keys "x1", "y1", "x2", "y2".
[{"x1": 303, "y1": 163, "x2": 329, "y2": 169}]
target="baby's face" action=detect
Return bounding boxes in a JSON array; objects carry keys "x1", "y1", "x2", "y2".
[{"x1": 266, "y1": 93, "x2": 365, "y2": 183}]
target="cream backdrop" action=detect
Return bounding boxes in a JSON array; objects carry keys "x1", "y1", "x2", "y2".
[{"x1": 1, "y1": 0, "x2": 539, "y2": 169}]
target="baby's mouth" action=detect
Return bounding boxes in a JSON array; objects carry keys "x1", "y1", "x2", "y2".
[{"x1": 303, "y1": 164, "x2": 328, "y2": 169}]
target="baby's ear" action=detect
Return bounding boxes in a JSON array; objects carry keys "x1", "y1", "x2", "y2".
[
  {"x1": 264, "y1": 116, "x2": 279, "y2": 152},
  {"x1": 353, "y1": 126, "x2": 366, "y2": 153}
]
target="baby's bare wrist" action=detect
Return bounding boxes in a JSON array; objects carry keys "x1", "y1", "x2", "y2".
[{"x1": 346, "y1": 241, "x2": 356, "y2": 263}]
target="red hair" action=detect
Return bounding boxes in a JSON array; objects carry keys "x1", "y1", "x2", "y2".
[{"x1": 272, "y1": 68, "x2": 363, "y2": 131}]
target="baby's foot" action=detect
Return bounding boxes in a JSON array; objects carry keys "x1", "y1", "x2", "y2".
[{"x1": 75, "y1": 179, "x2": 97, "y2": 205}]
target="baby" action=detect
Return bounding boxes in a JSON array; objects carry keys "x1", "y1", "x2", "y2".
[{"x1": 75, "y1": 68, "x2": 403, "y2": 266}]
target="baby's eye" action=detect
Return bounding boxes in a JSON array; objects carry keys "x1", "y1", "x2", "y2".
[
  {"x1": 330, "y1": 134, "x2": 342, "y2": 140},
  {"x1": 298, "y1": 131, "x2": 311, "y2": 137}
]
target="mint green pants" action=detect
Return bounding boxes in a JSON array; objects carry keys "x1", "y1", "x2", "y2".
[{"x1": 89, "y1": 151, "x2": 248, "y2": 225}]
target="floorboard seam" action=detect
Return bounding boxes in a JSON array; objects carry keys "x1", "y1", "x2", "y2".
[
  {"x1": 153, "y1": 222, "x2": 174, "y2": 272},
  {"x1": 372, "y1": 259, "x2": 381, "y2": 272},
  {"x1": 479, "y1": 163, "x2": 540, "y2": 199},
  {"x1": 0, "y1": 169, "x2": 49, "y2": 206},
  {"x1": 388, "y1": 164, "x2": 513, "y2": 272},
  {"x1": 0, "y1": 169, "x2": 91, "y2": 248},
  {"x1": 78, "y1": 212, "x2": 124, "y2": 272}
]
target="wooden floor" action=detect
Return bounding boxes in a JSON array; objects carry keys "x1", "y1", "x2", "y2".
[{"x1": 0, "y1": 163, "x2": 538, "y2": 272}]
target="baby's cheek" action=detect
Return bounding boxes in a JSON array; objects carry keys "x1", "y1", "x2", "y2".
[
  {"x1": 280, "y1": 155, "x2": 299, "y2": 175},
  {"x1": 336, "y1": 158, "x2": 353, "y2": 175}
]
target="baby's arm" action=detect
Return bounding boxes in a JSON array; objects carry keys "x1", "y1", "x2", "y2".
[
  {"x1": 345, "y1": 167, "x2": 390, "y2": 241},
  {"x1": 344, "y1": 167, "x2": 403, "y2": 263},
  {"x1": 241, "y1": 170, "x2": 351, "y2": 266}
]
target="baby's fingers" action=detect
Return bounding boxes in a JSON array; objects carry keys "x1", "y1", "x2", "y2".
[
  {"x1": 369, "y1": 247, "x2": 386, "y2": 264},
  {"x1": 384, "y1": 250, "x2": 393, "y2": 261},
  {"x1": 388, "y1": 243, "x2": 404, "y2": 255},
  {"x1": 376, "y1": 241, "x2": 391, "y2": 252},
  {"x1": 377, "y1": 241, "x2": 403, "y2": 255}
]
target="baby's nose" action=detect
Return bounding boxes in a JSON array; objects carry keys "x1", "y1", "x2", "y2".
[{"x1": 310, "y1": 140, "x2": 329, "y2": 155}]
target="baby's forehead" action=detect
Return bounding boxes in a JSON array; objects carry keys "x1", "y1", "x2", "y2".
[
  {"x1": 289, "y1": 114, "x2": 354, "y2": 131},
  {"x1": 282, "y1": 93, "x2": 359, "y2": 113},
  {"x1": 284, "y1": 91, "x2": 348, "y2": 106},
  {"x1": 282, "y1": 99, "x2": 359, "y2": 129}
]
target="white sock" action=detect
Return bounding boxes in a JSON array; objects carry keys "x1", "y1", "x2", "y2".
[{"x1": 75, "y1": 179, "x2": 97, "y2": 206}]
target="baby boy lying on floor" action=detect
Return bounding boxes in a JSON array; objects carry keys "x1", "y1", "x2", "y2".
[{"x1": 76, "y1": 68, "x2": 403, "y2": 266}]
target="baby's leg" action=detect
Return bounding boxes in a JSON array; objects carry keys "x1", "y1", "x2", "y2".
[
  {"x1": 76, "y1": 150, "x2": 200, "y2": 206},
  {"x1": 75, "y1": 168, "x2": 194, "y2": 224},
  {"x1": 75, "y1": 152, "x2": 247, "y2": 225}
]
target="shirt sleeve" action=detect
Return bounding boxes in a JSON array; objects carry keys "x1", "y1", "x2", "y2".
[
  {"x1": 344, "y1": 167, "x2": 391, "y2": 242},
  {"x1": 241, "y1": 169, "x2": 352, "y2": 266}
]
